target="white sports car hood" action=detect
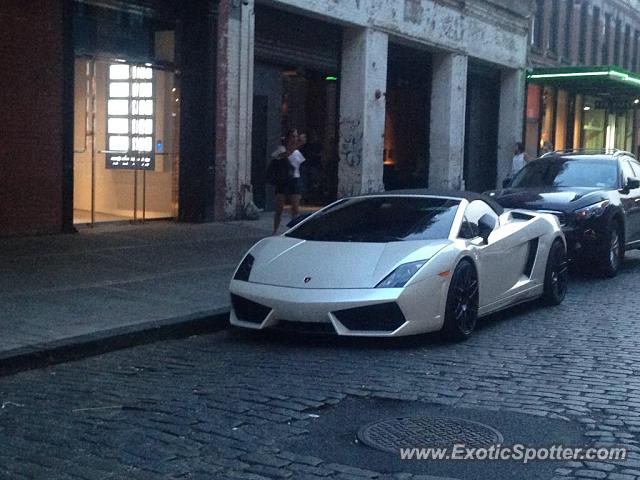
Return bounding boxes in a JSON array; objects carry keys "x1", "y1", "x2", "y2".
[{"x1": 246, "y1": 237, "x2": 451, "y2": 289}]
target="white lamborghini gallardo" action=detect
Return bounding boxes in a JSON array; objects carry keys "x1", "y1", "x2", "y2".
[{"x1": 229, "y1": 190, "x2": 568, "y2": 340}]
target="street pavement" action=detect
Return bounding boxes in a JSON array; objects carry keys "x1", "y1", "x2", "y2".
[{"x1": 1, "y1": 251, "x2": 640, "y2": 479}]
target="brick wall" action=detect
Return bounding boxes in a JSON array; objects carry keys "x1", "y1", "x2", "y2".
[{"x1": 0, "y1": 1, "x2": 66, "y2": 236}]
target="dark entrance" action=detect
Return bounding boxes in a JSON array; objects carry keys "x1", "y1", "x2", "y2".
[
  {"x1": 384, "y1": 43, "x2": 431, "y2": 190},
  {"x1": 252, "y1": 4, "x2": 341, "y2": 210},
  {"x1": 464, "y1": 63, "x2": 501, "y2": 193}
]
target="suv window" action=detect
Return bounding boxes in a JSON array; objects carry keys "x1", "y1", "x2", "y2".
[
  {"x1": 628, "y1": 159, "x2": 640, "y2": 178},
  {"x1": 511, "y1": 158, "x2": 619, "y2": 189}
]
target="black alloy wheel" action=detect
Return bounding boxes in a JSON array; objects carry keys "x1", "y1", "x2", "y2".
[
  {"x1": 599, "y1": 218, "x2": 624, "y2": 278},
  {"x1": 543, "y1": 239, "x2": 569, "y2": 305},
  {"x1": 441, "y1": 259, "x2": 479, "y2": 341}
]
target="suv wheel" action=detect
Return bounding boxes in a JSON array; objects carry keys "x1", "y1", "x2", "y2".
[{"x1": 599, "y1": 218, "x2": 624, "y2": 278}]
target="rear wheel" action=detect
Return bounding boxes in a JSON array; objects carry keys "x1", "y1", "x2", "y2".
[
  {"x1": 441, "y1": 259, "x2": 479, "y2": 341},
  {"x1": 598, "y1": 218, "x2": 624, "y2": 278},
  {"x1": 542, "y1": 239, "x2": 568, "y2": 305}
]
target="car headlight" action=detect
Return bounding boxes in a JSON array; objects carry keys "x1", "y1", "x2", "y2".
[
  {"x1": 376, "y1": 260, "x2": 426, "y2": 288},
  {"x1": 233, "y1": 253, "x2": 254, "y2": 281},
  {"x1": 574, "y1": 200, "x2": 609, "y2": 221}
]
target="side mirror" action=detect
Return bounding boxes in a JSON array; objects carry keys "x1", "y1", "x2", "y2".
[
  {"x1": 478, "y1": 214, "x2": 497, "y2": 244},
  {"x1": 459, "y1": 220, "x2": 480, "y2": 240},
  {"x1": 626, "y1": 177, "x2": 640, "y2": 190},
  {"x1": 286, "y1": 212, "x2": 313, "y2": 228}
]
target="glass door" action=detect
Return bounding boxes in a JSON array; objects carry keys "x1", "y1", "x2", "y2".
[{"x1": 73, "y1": 57, "x2": 179, "y2": 225}]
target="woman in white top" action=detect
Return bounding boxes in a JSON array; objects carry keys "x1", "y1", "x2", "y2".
[{"x1": 272, "y1": 129, "x2": 306, "y2": 234}]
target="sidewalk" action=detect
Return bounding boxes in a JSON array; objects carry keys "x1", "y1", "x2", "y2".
[{"x1": 0, "y1": 214, "x2": 281, "y2": 373}]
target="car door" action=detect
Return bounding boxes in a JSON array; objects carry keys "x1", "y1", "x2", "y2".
[
  {"x1": 462, "y1": 201, "x2": 531, "y2": 308},
  {"x1": 619, "y1": 159, "x2": 640, "y2": 244}
]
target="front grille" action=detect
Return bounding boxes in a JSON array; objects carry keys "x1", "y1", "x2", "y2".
[
  {"x1": 539, "y1": 210, "x2": 566, "y2": 227},
  {"x1": 332, "y1": 302, "x2": 406, "y2": 332},
  {"x1": 231, "y1": 294, "x2": 271, "y2": 324},
  {"x1": 273, "y1": 320, "x2": 336, "y2": 335}
]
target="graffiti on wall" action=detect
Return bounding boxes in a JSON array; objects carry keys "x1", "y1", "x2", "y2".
[{"x1": 339, "y1": 118, "x2": 363, "y2": 168}]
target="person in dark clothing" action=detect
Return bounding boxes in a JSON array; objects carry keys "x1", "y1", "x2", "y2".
[{"x1": 269, "y1": 129, "x2": 306, "y2": 234}]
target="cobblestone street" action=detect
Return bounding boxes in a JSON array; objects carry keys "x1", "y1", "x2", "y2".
[{"x1": 2, "y1": 254, "x2": 640, "y2": 480}]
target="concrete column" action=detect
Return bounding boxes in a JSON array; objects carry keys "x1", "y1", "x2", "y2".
[
  {"x1": 497, "y1": 68, "x2": 526, "y2": 187},
  {"x1": 428, "y1": 53, "x2": 467, "y2": 190},
  {"x1": 215, "y1": 0, "x2": 255, "y2": 220},
  {"x1": 337, "y1": 27, "x2": 388, "y2": 197}
]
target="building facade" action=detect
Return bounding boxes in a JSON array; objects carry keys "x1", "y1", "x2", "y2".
[
  {"x1": 1, "y1": 0, "x2": 533, "y2": 237},
  {"x1": 525, "y1": 0, "x2": 640, "y2": 159}
]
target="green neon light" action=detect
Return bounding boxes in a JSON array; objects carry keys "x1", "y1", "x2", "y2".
[
  {"x1": 528, "y1": 68, "x2": 640, "y2": 86},
  {"x1": 325, "y1": 75, "x2": 338, "y2": 81},
  {"x1": 610, "y1": 70, "x2": 640, "y2": 86},
  {"x1": 528, "y1": 71, "x2": 610, "y2": 79}
]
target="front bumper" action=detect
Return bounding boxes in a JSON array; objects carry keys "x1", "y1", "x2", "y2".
[
  {"x1": 562, "y1": 221, "x2": 607, "y2": 261},
  {"x1": 228, "y1": 276, "x2": 447, "y2": 337}
]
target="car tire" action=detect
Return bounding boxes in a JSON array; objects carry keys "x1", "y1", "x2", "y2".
[
  {"x1": 441, "y1": 259, "x2": 479, "y2": 341},
  {"x1": 598, "y1": 217, "x2": 624, "y2": 278},
  {"x1": 542, "y1": 239, "x2": 568, "y2": 305}
]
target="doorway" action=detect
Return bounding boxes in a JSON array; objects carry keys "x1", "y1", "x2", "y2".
[
  {"x1": 384, "y1": 43, "x2": 431, "y2": 190},
  {"x1": 464, "y1": 64, "x2": 500, "y2": 192},
  {"x1": 73, "y1": 57, "x2": 179, "y2": 225}
]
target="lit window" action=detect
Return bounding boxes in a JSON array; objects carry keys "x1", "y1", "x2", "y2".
[
  {"x1": 108, "y1": 99, "x2": 128, "y2": 115},
  {"x1": 109, "y1": 64, "x2": 130, "y2": 80},
  {"x1": 107, "y1": 118, "x2": 129, "y2": 134},
  {"x1": 132, "y1": 100, "x2": 153, "y2": 116},
  {"x1": 109, "y1": 82, "x2": 129, "y2": 97},
  {"x1": 109, "y1": 135, "x2": 129, "y2": 151},
  {"x1": 106, "y1": 63, "x2": 155, "y2": 170}
]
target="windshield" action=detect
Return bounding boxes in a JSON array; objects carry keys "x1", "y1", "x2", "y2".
[
  {"x1": 511, "y1": 159, "x2": 619, "y2": 189},
  {"x1": 285, "y1": 196, "x2": 460, "y2": 242}
]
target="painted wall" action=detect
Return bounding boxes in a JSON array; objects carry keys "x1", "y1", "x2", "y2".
[{"x1": 271, "y1": 0, "x2": 530, "y2": 68}]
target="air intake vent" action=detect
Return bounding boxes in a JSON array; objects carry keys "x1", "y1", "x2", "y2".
[
  {"x1": 234, "y1": 254, "x2": 254, "y2": 281},
  {"x1": 333, "y1": 302, "x2": 406, "y2": 332},
  {"x1": 231, "y1": 294, "x2": 271, "y2": 324},
  {"x1": 523, "y1": 238, "x2": 539, "y2": 278}
]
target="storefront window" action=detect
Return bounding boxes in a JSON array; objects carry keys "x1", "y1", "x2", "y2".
[
  {"x1": 614, "y1": 111, "x2": 634, "y2": 152},
  {"x1": 582, "y1": 96, "x2": 606, "y2": 150}
]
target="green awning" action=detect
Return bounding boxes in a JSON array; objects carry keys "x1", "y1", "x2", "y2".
[{"x1": 527, "y1": 65, "x2": 640, "y2": 99}]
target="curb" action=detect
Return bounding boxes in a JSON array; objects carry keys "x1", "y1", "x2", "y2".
[{"x1": 0, "y1": 308, "x2": 230, "y2": 377}]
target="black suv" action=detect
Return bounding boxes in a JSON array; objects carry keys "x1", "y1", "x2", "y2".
[{"x1": 487, "y1": 150, "x2": 640, "y2": 277}]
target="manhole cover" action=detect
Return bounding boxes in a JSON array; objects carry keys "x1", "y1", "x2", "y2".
[{"x1": 357, "y1": 416, "x2": 504, "y2": 453}]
